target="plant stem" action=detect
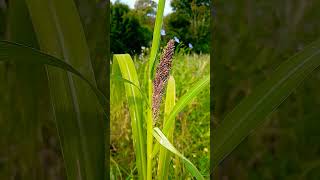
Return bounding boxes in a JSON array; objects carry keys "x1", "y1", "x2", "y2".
[
  {"x1": 147, "y1": 0, "x2": 166, "y2": 179},
  {"x1": 148, "y1": 0, "x2": 166, "y2": 77},
  {"x1": 147, "y1": 79, "x2": 153, "y2": 180}
]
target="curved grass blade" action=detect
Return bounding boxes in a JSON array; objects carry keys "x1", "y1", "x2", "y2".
[
  {"x1": 153, "y1": 127, "x2": 205, "y2": 180},
  {"x1": 164, "y1": 75, "x2": 209, "y2": 132},
  {"x1": 0, "y1": 41, "x2": 108, "y2": 113},
  {"x1": 113, "y1": 54, "x2": 147, "y2": 180},
  {"x1": 111, "y1": 75, "x2": 150, "y2": 108},
  {"x1": 1, "y1": 39, "x2": 107, "y2": 179},
  {"x1": 18, "y1": 0, "x2": 105, "y2": 177},
  {"x1": 213, "y1": 38, "x2": 320, "y2": 170},
  {"x1": 0, "y1": 41, "x2": 111, "y2": 179},
  {"x1": 152, "y1": 75, "x2": 210, "y2": 157},
  {"x1": 5, "y1": 0, "x2": 106, "y2": 178},
  {"x1": 157, "y1": 76, "x2": 176, "y2": 179}
]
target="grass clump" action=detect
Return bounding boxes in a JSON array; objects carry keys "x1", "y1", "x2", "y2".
[{"x1": 110, "y1": 52, "x2": 210, "y2": 179}]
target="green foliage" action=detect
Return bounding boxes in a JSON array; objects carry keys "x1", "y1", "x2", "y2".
[
  {"x1": 134, "y1": 0, "x2": 157, "y2": 23},
  {"x1": 0, "y1": 0, "x2": 109, "y2": 179},
  {"x1": 214, "y1": 0, "x2": 320, "y2": 179},
  {"x1": 134, "y1": 0, "x2": 157, "y2": 15},
  {"x1": 153, "y1": 127, "x2": 205, "y2": 180},
  {"x1": 110, "y1": 54, "x2": 210, "y2": 179},
  {"x1": 112, "y1": 54, "x2": 147, "y2": 180},
  {"x1": 111, "y1": 2, "x2": 152, "y2": 55},
  {"x1": 111, "y1": 0, "x2": 209, "y2": 55},
  {"x1": 0, "y1": 5, "x2": 5, "y2": 39},
  {"x1": 157, "y1": 76, "x2": 176, "y2": 179},
  {"x1": 214, "y1": 37, "x2": 320, "y2": 168},
  {"x1": 164, "y1": 0, "x2": 210, "y2": 53},
  {"x1": 111, "y1": 3, "x2": 208, "y2": 177}
]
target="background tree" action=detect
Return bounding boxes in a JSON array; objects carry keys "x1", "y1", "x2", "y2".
[
  {"x1": 111, "y1": 2, "x2": 152, "y2": 55},
  {"x1": 110, "y1": 0, "x2": 210, "y2": 55},
  {"x1": 134, "y1": 0, "x2": 157, "y2": 31},
  {"x1": 164, "y1": 0, "x2": 210, "y2": 53},
  {"x1": 134, "y1": 0, "x2": 157, "y2": 17}
]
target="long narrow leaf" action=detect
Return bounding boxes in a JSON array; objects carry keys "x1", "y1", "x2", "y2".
[
  {"x1": 4, "y1": 0, "x2": 106, "y2": 174},
  {"x1": 111, "y1": 75, "x2": 150, "y2": 108},
  {"x1": 152, "y1": 75, "x2": 210, "y2": 157},
  {"x1": 213, "y1": 38, "x2": 320, "y2": 169},
  {"x1": 0, "y1": 41, "x2": 107, "y2": 112},
  {"x1": 157, "y1": 76, "x2": 176, "y2": 179},
  {"x1": 148, "y1": 0, "x2": 166, "y2": 77},
  {"x1": 113, "y1": 54, "x2": 147, "y2": 180},
  {"x1": 153, "y1": 127, "x2": 205, "y2": 180},
  {"x1": 4, "y1": 0, "x2": 47, "y2": 179},
  {"x1": 164, "y1": 75, "x2": 210, "y2": 132}
]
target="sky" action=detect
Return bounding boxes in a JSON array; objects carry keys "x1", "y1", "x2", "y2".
[{"x1": 110, "y1": 0, "x2": 173, "y2": 16}]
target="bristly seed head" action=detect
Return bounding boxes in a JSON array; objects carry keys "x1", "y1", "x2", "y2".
[{"x1": 152, "y1": 39, "x2": 175, "y2": 123}]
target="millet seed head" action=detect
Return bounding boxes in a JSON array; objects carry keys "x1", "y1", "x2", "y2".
[{"x1": 152, "y1": 39, "x2": 175, "y2": 122}]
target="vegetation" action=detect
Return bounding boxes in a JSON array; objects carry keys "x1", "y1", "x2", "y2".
[
  {"x1": 213, "y1": 0, "x2": 320, "y2": 179},
  {"x1": 111, "y1": 2, "x2": 152, "y2": 55},
  {"x1": 110, "y1": 0, "x2": 209, "y2": 179},
  {"x1": 111, "y1": 53, "x2": 210, "y2": 179},
  {"x1": 164, "y1": 0, "x2": 210, "y2": 53},
  {"x1": 111, "y1": 0, "x2": 210, "y2": 55},
  {"x1": 1, "y1": 0, "x2": 209, "y2": 179},
  {"x1": 0, "y1": 0, "x2": 108, "y2": 179}
]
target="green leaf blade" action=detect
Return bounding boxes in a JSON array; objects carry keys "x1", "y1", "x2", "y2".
[
  {"x1": 157, "y1": 76, "x2": 176, "y2": 179},
  {"x1": 152, "y1": 75, "x2": 209, "y2": 157},
  {"x1": 3, "y1": 0, "x2": 48, "y2": 179},
  {"x1": 0, "y1": 41, "x2": 108, "y2": 113},
  {"x1": 148, "y1": 0, "x2": 166, "y2": 77},
  {"x1": 153, "y1": 127, "x2": 205, "y2": 180},
  {"x1": 113, "y1": 54, "x2": 147, "y2": 180},
  {"x1": 213, "y1": 39, "x2": 320, "y2": 169},
  {"x1": 18, "y1": 0, "x2": 106, "y2": 178}
]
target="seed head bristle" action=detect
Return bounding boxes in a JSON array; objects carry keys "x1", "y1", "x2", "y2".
[{"x1": 152, "y1": 39, "x2": 175, "y2": 122}]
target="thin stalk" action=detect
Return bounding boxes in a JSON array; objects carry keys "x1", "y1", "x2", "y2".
[
  {"x1": 157, "y1": 76, "x2": 176, "y2": 179},
  {"x1": 147, "y1": 0, "x2": 166, "y2": 179},
  {"x1": 148, "y1": 0, "x2": 166, "y2": 77},
  {"x1": 147, "y1": 79, "x2": 153, "y2": 180}
]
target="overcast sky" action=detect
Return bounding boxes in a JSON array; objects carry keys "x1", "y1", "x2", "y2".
[{"x1": 110, "y1": 0, "x2": 173, "y2": 16}]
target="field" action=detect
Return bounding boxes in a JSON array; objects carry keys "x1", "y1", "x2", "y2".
[{"x1": 110, "y1": 54, "x2": 210, "y2": 179}]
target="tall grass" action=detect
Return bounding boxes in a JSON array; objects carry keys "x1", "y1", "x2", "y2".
[
  {"x1": 111, "y1": 0, "x2": 209, "y2": 179},
  {"x1": 110, "y1": 54, "x2": 210, "y2": 179}
]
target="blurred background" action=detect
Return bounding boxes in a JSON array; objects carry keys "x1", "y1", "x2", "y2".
[
  {"x1": 110, "y1": 0, "x2": 210, "y2": 179},
  {"x1": 213, "y1": 0, "x2": 320, "y2": 179},
  {"x1": 0, "y1": 0, "x2": 108, "y2": 179}
]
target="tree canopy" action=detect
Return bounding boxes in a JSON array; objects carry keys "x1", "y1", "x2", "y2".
[
  {"x1": 164, "y1": 0, "x2": 210, "y2": 53},
  {"x1": 111, "y1": 2, "x2": 152, "y2": 55},
  {"x1": 110, "y1": 0, "x2": 210, "y2": 55}
]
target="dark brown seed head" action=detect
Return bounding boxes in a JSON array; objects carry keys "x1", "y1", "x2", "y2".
[{"x1": 152, "y1": 39, "x2": 175, "y2": 122}]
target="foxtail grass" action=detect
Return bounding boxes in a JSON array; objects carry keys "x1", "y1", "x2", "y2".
[{"x1": 111, "y1": 0, "x2": 208, "y2": 178}]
